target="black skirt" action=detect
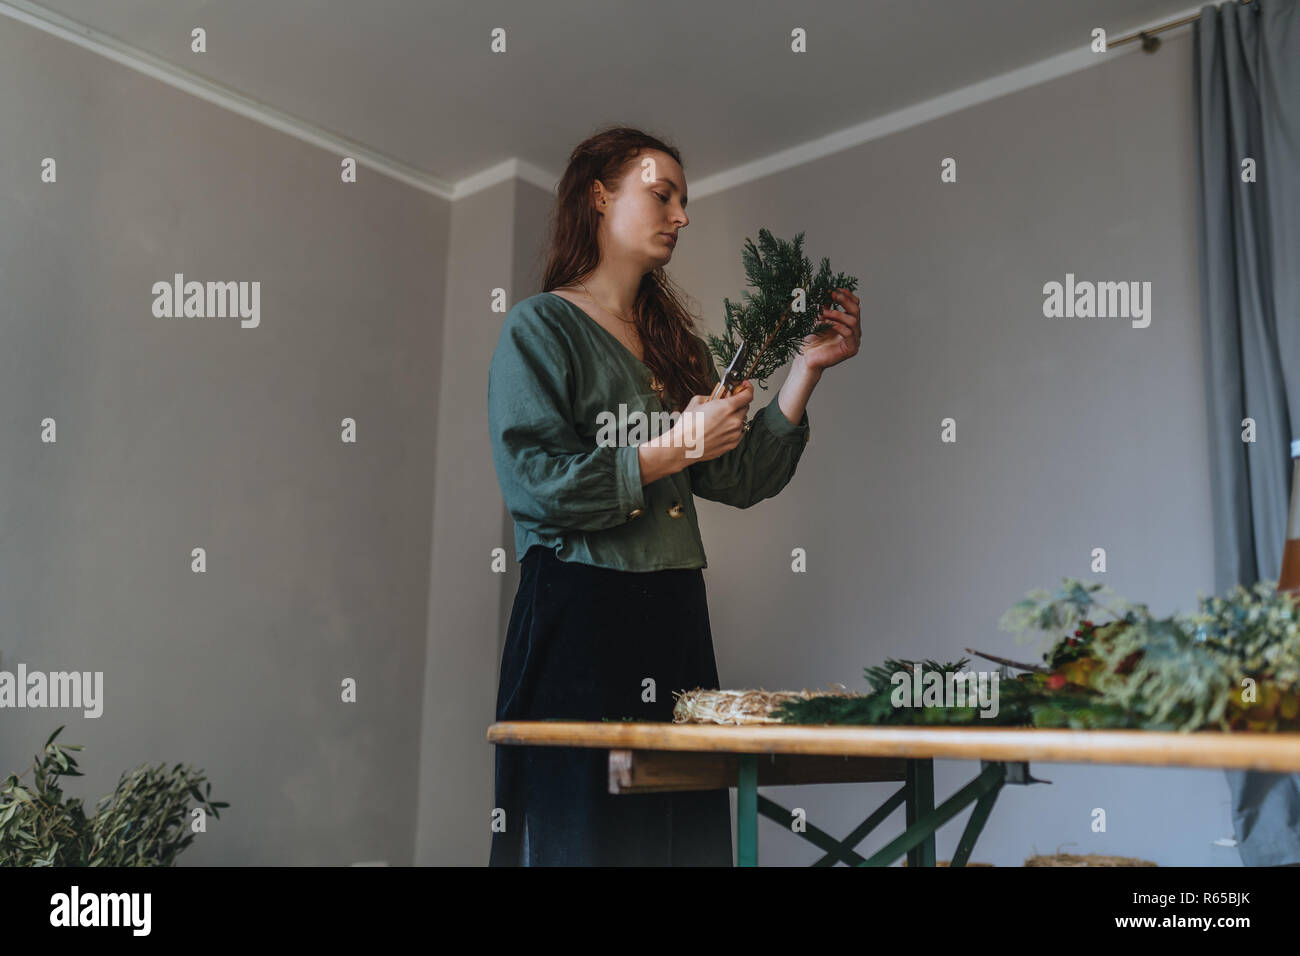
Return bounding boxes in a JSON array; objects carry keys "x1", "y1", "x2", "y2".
[{"x1": 489, "y1": 544, "x2": 733, "y2": 866}]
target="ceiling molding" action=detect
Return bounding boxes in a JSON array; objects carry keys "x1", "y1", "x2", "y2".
[
  {"x1": 451, "y1": 157, "x2": 557, "y2": 201},
  {"x1": 684, "y1": 6, "x2": 1200, "y2": 200},
  {"x1": 4, "y1": 0, "x2": 1203, "y2": 205},
  {"x1": 0, "y1": 0, "x2": 457, "y2": 199}
]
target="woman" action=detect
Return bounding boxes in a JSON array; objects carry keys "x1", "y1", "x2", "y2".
[{"x1": 487, "y1": 126, "x2": 860, "y2": 866}]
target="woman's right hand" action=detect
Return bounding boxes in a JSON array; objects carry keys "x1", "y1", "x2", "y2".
[{"x1": 676, "y1": 381, "x2": 753, "y2": 463}]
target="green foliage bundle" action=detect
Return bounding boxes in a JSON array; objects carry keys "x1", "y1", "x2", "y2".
[
  {"x1": 775, "y1": 656, "x2": 1141, "y2": 729},
  {"x1": 777, "y1": 578, "x2": 1300, "y2": 733},
  {"x1": 0, "y1": 726, "x2": 227, "y2": 866},
  {"x1": 1000, "y1": 578, "x2": 1300, "y2": 732},
  {"x1": 706, "y1": 228, "x2": 858, "y2": 390}
]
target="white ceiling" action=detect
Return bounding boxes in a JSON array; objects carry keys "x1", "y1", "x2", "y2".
[{"x1": 14, "y1": 0, "x2": 1200, "y2": 197}]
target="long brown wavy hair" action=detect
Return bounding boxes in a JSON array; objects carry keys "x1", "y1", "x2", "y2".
[{"x1": 541, "y1": 126, "x2": 714, "y2": 414}]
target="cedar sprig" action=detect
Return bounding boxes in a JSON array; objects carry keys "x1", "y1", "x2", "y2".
[{"x1": 706, "y1": 229, "x2": 859, "y2": 390}]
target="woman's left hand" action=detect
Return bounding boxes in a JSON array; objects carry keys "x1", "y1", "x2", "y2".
[{"x1": 798, "y1": 288, "x2": 861, "y2": 373}]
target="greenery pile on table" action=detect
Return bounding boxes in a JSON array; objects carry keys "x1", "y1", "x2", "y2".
[{"x1": 775, "y1": 578, "x2": 1300, "y2": 732}]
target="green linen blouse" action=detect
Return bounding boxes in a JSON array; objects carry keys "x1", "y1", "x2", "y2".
[{"x1": 487, "y1": 291, "x2": 811, "y2": 571}]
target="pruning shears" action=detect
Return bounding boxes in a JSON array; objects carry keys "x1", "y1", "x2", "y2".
[{"x1": 708, "y1": 337, "x2": 751, "y2": 401}]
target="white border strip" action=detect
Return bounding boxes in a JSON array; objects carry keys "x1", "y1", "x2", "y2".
[{"x1": 2, "y1": 0, "x2": 1206, "y2": 203}]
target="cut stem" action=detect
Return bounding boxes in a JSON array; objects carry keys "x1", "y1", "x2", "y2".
[
  {"x1": 963, "y1": 647, "x2": 1051, "y2": 674},
  {"x1": 742, "y1": 306, "x2": 794, "y2": 381}
]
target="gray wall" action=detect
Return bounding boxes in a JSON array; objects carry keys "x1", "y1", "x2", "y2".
[
  {"x1": 667, "y1": 27, "x2": 1233, "y2": 866},
  {"x1": 413, "y1": 176, "x2": 549, "y2": 864},
  {"x1": 1, "y1": 9, "x2": 1238, "y2": 867},
  {"x1": 0, "y1": 16, "x2": 448, "y2": 865}
]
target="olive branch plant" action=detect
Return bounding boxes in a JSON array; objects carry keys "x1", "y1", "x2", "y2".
[{"x1": 0, "y1": 725, "x2": 227, "y2": 866}]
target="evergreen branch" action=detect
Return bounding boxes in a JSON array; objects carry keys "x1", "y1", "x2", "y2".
[{"x1": 710, "y1": 228, "x2": 858, "y2": 390}]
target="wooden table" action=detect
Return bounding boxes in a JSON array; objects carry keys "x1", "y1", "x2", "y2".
[{"x1": 486, "y1": 721, "x2": 1300, "y2": 866}]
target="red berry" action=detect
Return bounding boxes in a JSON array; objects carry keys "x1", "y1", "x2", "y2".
[{"x1": 1047, "y1": 674, "x2": 1067, "y2": 690}]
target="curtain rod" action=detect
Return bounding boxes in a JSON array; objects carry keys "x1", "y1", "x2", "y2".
[{"x1": 1110, "y1": 0, "x2": 1254, "y2": 51}]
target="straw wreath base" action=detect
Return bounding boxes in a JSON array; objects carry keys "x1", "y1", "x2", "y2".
[{"x1": 671, "y1": 685, "x2": 865, "y2": 725}]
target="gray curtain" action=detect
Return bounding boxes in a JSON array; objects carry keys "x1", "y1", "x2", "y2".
[{"x1": 1194, "y1": 0, "x2": 1300, "y2": 866}]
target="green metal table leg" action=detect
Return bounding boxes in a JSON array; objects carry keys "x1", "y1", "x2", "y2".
[
  {"x1": 862, "y1": 762, "x2": 1006, "y2": 867},
  {"x1": 949, "y1": 782, "x2": 1003, "y2": 867},
  {"x1": 905, "y1": 758, "x2": 936, "y2": 867},
  {"x1": 757, "y1": 793, "x2": 868, "y2": 866},
  {"x1": 807, "y1": 785, "x2": 908, "y2": 867},
  {"x1": 737, "y1": 754, "x2": 758, "y2": 867}
]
